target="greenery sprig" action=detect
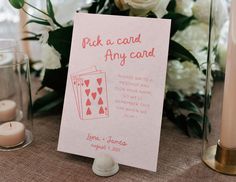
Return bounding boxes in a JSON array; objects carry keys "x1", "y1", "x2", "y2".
[{"x1": 9, "y1": 0, "x2": 63, "y2": 28}]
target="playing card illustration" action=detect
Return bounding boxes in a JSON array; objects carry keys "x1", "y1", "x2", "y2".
[{"x1": 71, "y1": 67, "x2": 109, "y2": 120}]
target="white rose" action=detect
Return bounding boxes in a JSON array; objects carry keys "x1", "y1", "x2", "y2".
[
  {"x1": 153, "y1": 0, "x2": 171, "y2": 18},
  {"x1": 39, "y1": 32, "x2": 49, "y2": 44},
  {"x1": 41, "y1": 43, "x2": 61, "y2": 70},
  {"x1": 123, "y1": 0, "x2": 170, "y2": 17},
  {"x1": 173, "y1": 22, "x2": 210, "y2": 53},
  {"x1": 192, "y1": 0, "x2": 228, "y2": 30},
  {"x1": 54, "y1": 0, "x2": 87, "y2": 25},
  {"x1": 173, "y1": 23, "x2": 219, "y2": 72},
  {"x1": 166, "y1": 61, "x2": 206, "y2": 96},
  {"x1": 217, "y1": 42, "x2": 227, "y2": 71},
  {"x1": 219, "y1": 21, "x2": 229, "y2": 46},
  {"x1": 175, "y1": 0, "x2": 193, "y2": 17},
  {"x1": 217, "y1": 21, "x2": 229, "y2": 71},
  {"x1": 192, "y1": 50, "x2": 208, "y2": 69},
  {"x1": 114, "y1": 0, "x2": 130, "y2": 11},
  {"x1": 192, "y1": 0, "x2": 210, "y2": 24}
]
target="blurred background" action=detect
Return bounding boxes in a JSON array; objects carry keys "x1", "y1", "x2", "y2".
[{"x1": 0, "y1": 0, "x2": 91, "y2": 61}]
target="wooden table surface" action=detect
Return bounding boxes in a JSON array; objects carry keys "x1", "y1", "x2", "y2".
[{"x1": 0, "y1": 80, "x2": 235, "y2": 182}]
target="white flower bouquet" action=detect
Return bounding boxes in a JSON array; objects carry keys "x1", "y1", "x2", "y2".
[{"x1": 9, "y1": 0, "x2": 228, "y2": 137}]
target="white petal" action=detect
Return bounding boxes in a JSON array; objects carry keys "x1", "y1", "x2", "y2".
[{"x1": 41, "y1": 44, "x2": 61, "y2": 70}]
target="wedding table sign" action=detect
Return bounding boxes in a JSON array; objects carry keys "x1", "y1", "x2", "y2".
[{"x1": 58, "y1": 13, "x2": 171, "y2": 172}]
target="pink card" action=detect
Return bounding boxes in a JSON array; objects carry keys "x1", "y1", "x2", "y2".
[{"x1": 58, "y1": 13, "x2": 171, "y2": 172}]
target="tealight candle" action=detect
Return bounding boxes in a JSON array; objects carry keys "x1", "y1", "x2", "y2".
[
  {"x1": 0, "y1": 121, "x2": 25, "y2": 147},
  {"x1": 0, "y1": 100, "x2": 17, "y2": 122}
]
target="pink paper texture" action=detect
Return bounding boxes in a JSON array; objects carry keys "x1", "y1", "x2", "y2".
[{"x1": 58, "y1": 13, "x2": 171, "y2": 172}]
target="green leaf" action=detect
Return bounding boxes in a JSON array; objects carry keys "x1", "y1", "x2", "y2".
[
  {"x1": 42, "y1": 67, "x2": 68, "y2": 90},
  {"x1": 186, "y1": 93, "x2": 205, "y2": 108},
  {"x1": 46, "y1": 0, "x2": 55, "y2": 19},
  {"x1": 25, "y1": 19, "x2": 50, "y2": 26},
  {"x1": 174, "y1": 114, "x2": 188, "y2": 134},
  {"x1": 188, "y1": 113, "x2": 203, "y2": 124},
  {"x1": 163, "y1": 12, "x2": 194, "y2": 36},
  {"x1": 164, "y1": 95, "x2": 211, "y2": 138},
  {"x1": 22, "y1": 36, "x2": 40, "y2": 41},
  {"x1": 164, "y1": 106, "x2": 175, "y2": 121},
  {"x1": 146, "y1": 11, "x2": 157, "y2": 18},
  {"x1": 212, "y1": 70, "x2": 225, "y2": 81},
  {"x1": 9, "y1": 0, "x2": 24, "y2": 9},
  {"x1": 47, "y1": 26, "x2": 73, "y2": 63},
  {"x1": 179, "y1": 100, "x2": 199, "y2": 112},
  {"x1": 33, "y1": 91, "x2": 64, "y2": 114},
  {"x1": 167, "y1": 0, "x2": 176, "y2": 12},
  {"x1": 103, "y1": 3, "x2": 129, "y2": 16},
  {"x1": 166, "y1": 91, "x2": 183, "y2": 102},
  {"x1": 187, "y1": 118, "x2": 203, "y2": 138},
  {"x1": 97, "y1": 0, "x2": 107, "y2": 13},
  {"x1": 169, "y1": 40, "x2": 199, "y2": 68},
  {"x1": 88, "y1": 2, "x2": 99, "y2": 13}
]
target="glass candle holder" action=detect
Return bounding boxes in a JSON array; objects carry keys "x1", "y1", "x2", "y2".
[
  {"x1": 202, "y1": 0, "x2": 236, "y2": 175},
  {"x1": 0, "y1": 39, "x2": 33, "y2": 151}
]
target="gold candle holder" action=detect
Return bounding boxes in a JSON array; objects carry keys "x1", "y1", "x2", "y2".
[
  {"x1": 202, "y1": 0, "x2": 236, "y2": 176},
  {"x1": 202, "y1": 141, "x2": 236, "y2": 175}
]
